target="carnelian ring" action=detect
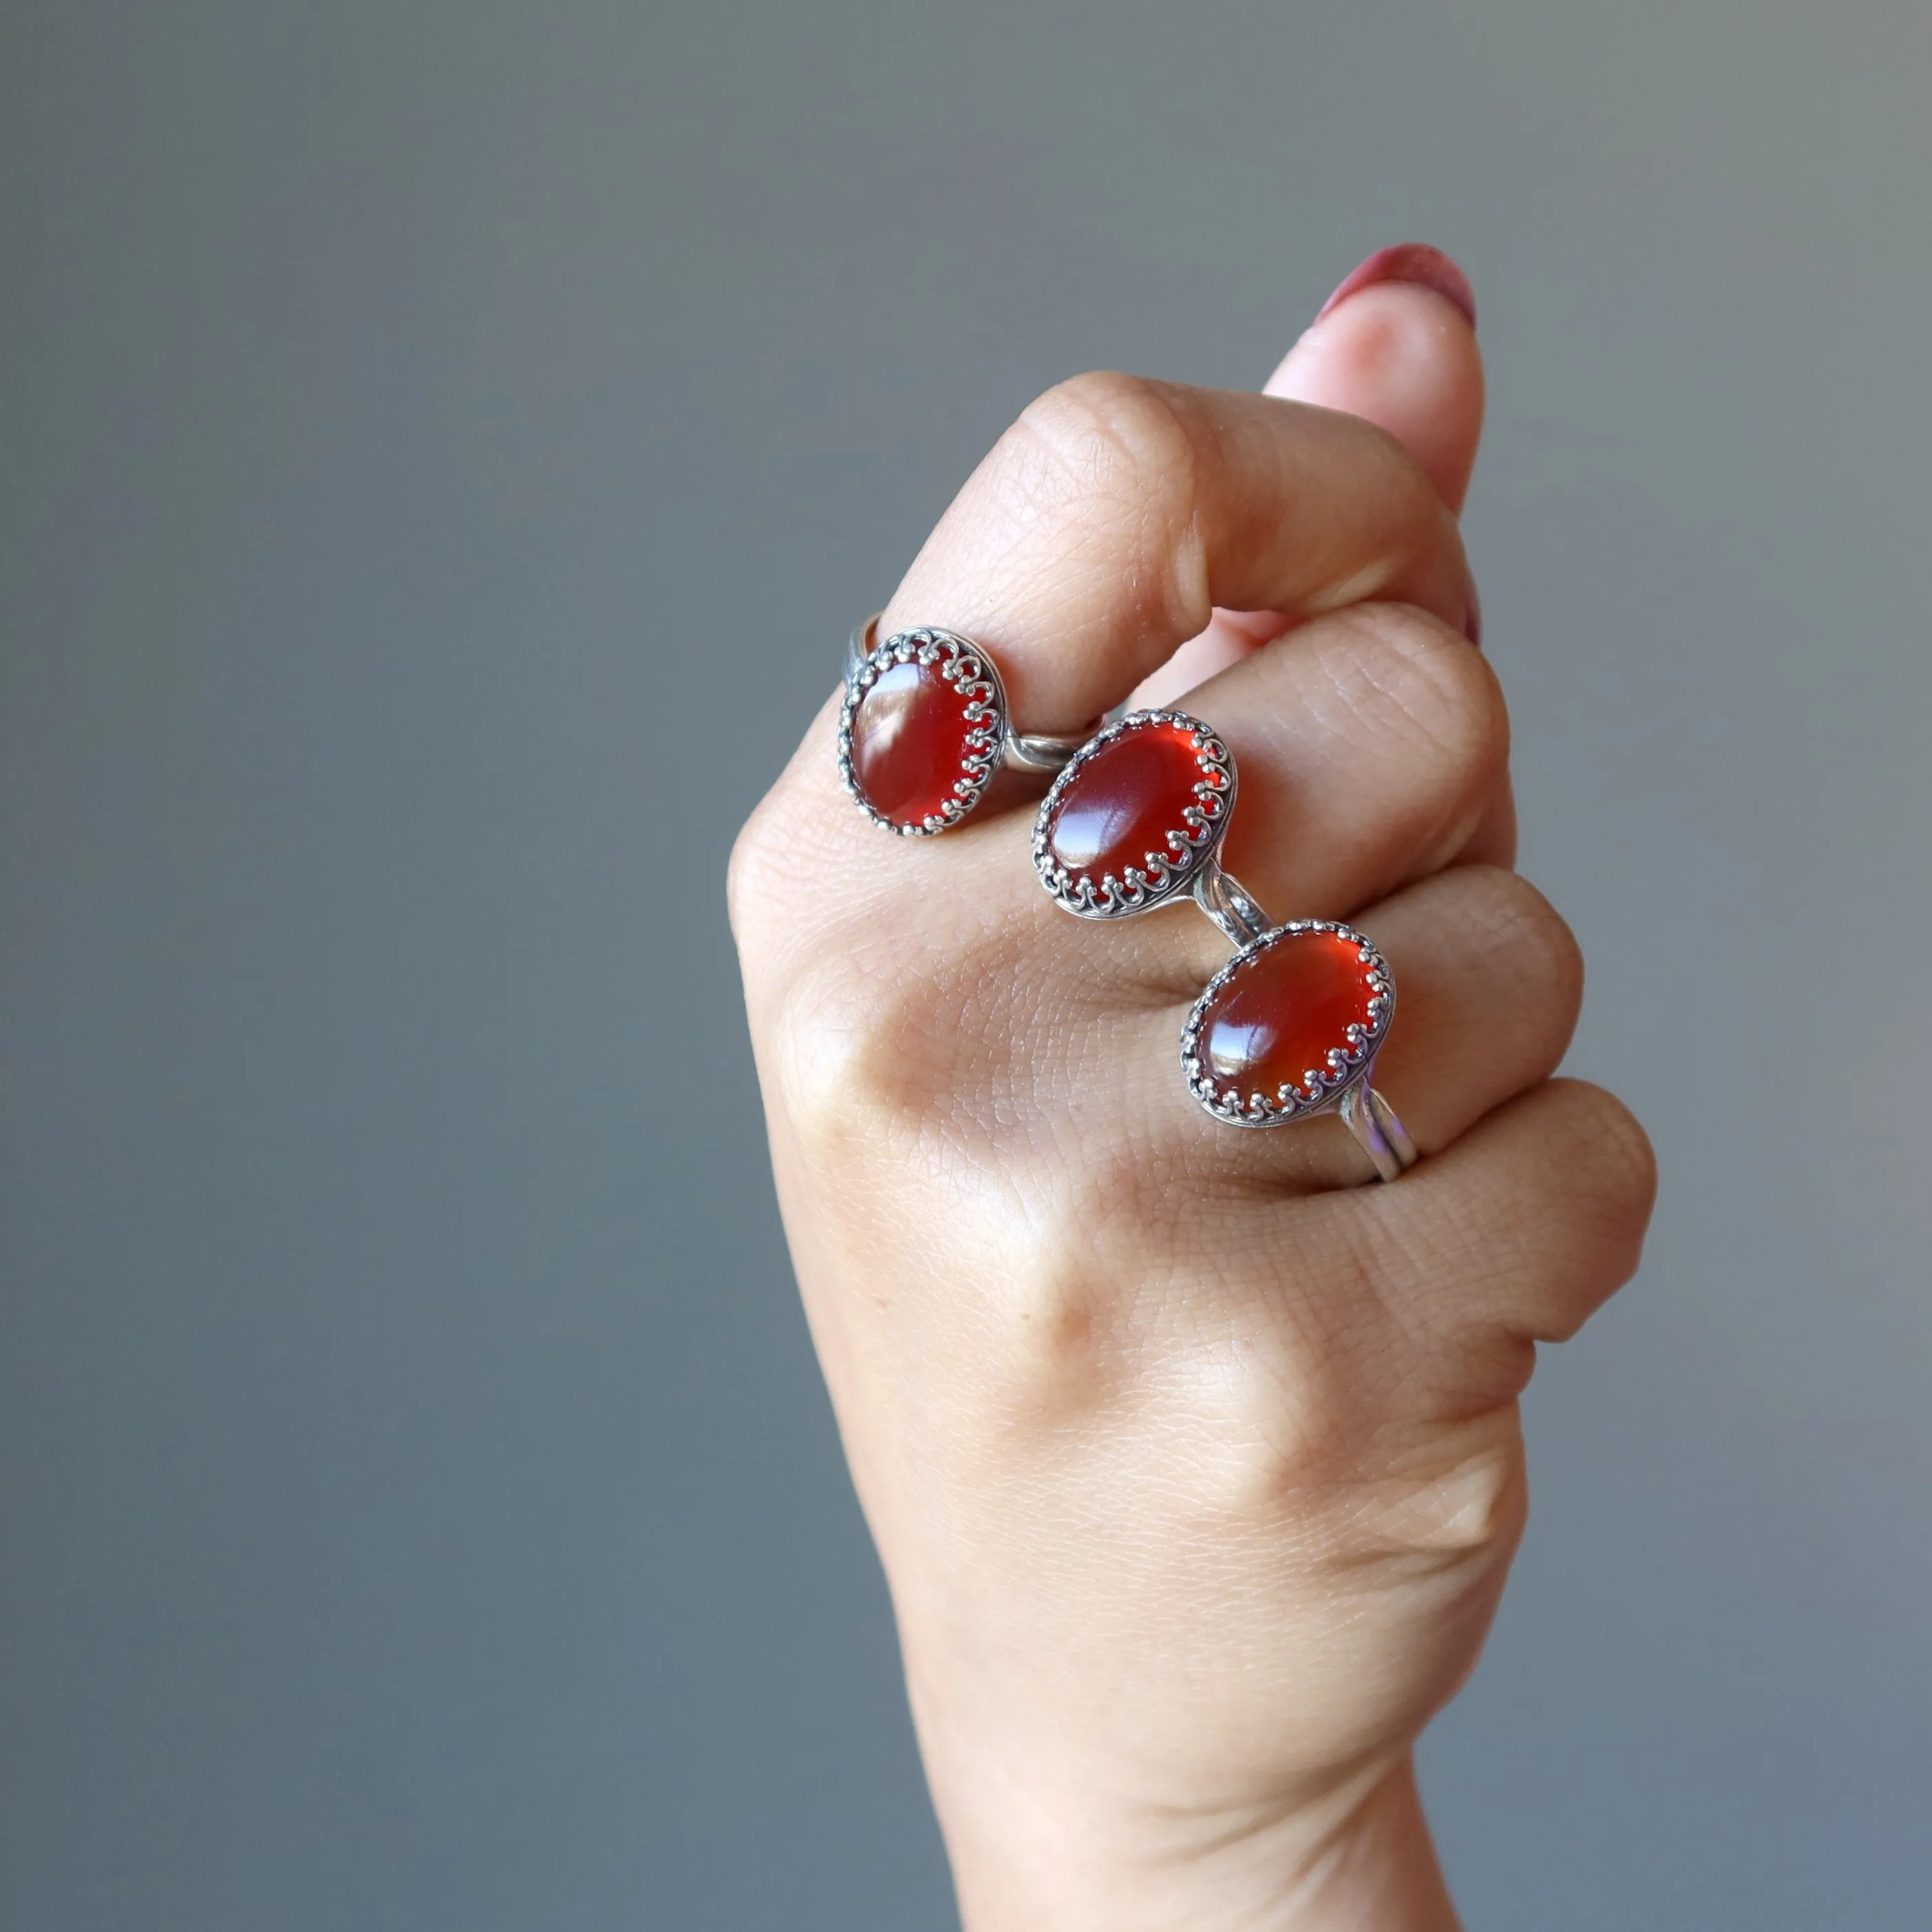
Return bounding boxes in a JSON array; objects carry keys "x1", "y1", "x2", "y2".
[
  {"x1": 1031, "y1": 711, "x2": 1237, "y2": 917},
  {"x1": 836, "y1": 617, "x2": 1092, "y2": 836},
  {"x1": 1032, "y1": 711, "x2": 1417, "y2": 1178}
]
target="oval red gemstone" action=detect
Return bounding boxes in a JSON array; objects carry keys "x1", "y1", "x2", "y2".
[
  {"x1": 1044, "y1": 717, "x2": 1224, "y2": 889},
  {"x1": 850, "y1": 660, "x2": 986, "y2": 828},
  {"x1": 1198, "y1": 928, "x2": 1381, "y2": 1107}
]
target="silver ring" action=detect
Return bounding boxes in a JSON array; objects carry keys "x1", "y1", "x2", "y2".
[
  {"x1": 1178, "y1": 918, "x2": 1414, "y2": 1182},
  {"x1": 837, "y1": 615, "x2": 1095, "y2": 835},
  {"x1": 1032, "y1": 707, "x2": 1417, "y2": 1182}
]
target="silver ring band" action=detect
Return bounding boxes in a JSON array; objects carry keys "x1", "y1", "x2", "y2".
[
  {"x1": 1190, "y1": 855, "x2": 1271, "y2": 948},
  {"x1": 1339, "y1": 1079, "x2": 1420, "y2": 1183}
]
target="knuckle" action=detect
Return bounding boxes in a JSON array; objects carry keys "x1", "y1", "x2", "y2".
[
  {"x1": 1017, "y1": 371, "x2": 1194, "y2": 498},
  {"x1": 1167, "y1": 1245, "x2": 1393, "y2": 1512},
  {"x1": 1506, "y1": 880, "x2": 1586, "y2": 1019},
  {"x1": 1317, "y1": 603, "x2": 1510, "y2": 785},
  {"x1": 946, "y1": 1167, "x2": 1161, "y2": 1424},
  {"x1": 1548, "y1": 1077, "x2": 1661, "y2": 1257},
  {"x1": 769, "y1": 917, "x2": 1037, "y2": 1163},
  {"x1": 1006, "y1": 371, "x2": 1205, "y2": 627},
  {"x1": 1450, "y1": 866, "x2": 1586, "y2": 1031},
  {"x1": 1222, "y1": 1375, "x2": 1362, "y2": 1506},
  {"x1": 725, "y1": 791, "x2": 786, "y2": 943},
  {"x1": 1290, "y1": 605, "x2": 1509, "y2": 874},
  {"x1": 725, "y1": 724, "x2": 857, "y2": 950},
  {"x1": 988, "y1": 1245, "x2": 1119, "y2": 1413},
  {"x1": 1478, "y1": 1080, "x2": 1657, "y2": 1345},
  {"x1": 766, "y1": 962, "x2": 922, "y2": 1165},
  {"x1": 986, "y1": 1206, "x2": 1371, "y2": 1484}
]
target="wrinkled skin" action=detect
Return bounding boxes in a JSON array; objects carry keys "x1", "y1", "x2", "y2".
[{"x1": 731, "y1": 276, "x2": 1656, "y2": 1931}]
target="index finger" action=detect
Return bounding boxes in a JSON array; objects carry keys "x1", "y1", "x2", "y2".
[{"x1": 877, "y1": 373, "x2": 1475, "y2": 733}]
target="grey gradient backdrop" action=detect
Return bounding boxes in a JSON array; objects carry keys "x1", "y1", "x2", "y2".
[{"x1": 5, "y1": 2, "x2": 1930, "y2": 1926}]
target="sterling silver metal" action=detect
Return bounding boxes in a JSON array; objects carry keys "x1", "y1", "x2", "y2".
[
  {"x1": 1191, "y1": 857, "x2": 1271, "y2": 948},
  {"x1": 1032, "y1": 707, "x2": 1417, "y2": 1181},
  {"x1": 1339, "y1": 1082, "x2": 1420, "y2": 1185},
  {"x1": 838, "y1": 615, "x2": 1093, "y2": 834}
]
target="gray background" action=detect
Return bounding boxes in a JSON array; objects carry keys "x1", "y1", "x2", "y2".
[{"x1": 5, "y1": 1, "x2": 1929, "y2": 1926}]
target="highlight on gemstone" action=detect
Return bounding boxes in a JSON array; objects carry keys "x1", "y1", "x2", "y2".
[
  {"x1": 1181, "y1": 922, "x2": 1393, "y2": 1124},
  {"x1": 1034, "y1": 711, "x2": 1233, "y2": 914},
  {"x1": 840, "y1": 634, "x2": 1002, "y2": 833}
]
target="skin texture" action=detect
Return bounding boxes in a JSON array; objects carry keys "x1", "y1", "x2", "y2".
[{"x1": 730, "y1": 258, "x2": 1656, "y2": 1930}]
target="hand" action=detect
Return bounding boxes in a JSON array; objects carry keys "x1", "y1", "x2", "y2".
[{"x1": 731, "y1": 254, "x2": 1656, "y2": 1931}]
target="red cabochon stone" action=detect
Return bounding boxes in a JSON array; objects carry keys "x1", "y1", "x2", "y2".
[
  {"x1": 1044, "y1": 718, "x2": 1221, "y2": 885},
  {"x1": 850, "y1": 661, "x2": 981, "y2": 827},
  {"x1": 1200, "y1": 928, "x2": 1380, "y2": 1103}
]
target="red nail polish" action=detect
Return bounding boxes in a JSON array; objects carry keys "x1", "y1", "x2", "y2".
[{"x1": 1316, "y1": 243, "x2": 1477, "y2": 331}]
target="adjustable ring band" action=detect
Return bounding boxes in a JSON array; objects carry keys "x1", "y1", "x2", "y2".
[
  {"x1": 1032, "y1": 706, "x2": 1417, "y2": 1182},
  {"x1": 838, "y1": 615, "x2": 1096, "y2": 835},
  {"x1": 1192, "y1": 855, "x2": 1271, "y2": 948},
  {"x1": 1339, "y1": 1081, "x2": 1420, "y2": 1185}
]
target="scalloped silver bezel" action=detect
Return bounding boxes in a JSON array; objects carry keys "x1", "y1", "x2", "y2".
[
  {"x1": 1180, "y1": 920, "x2": 1395, "y2": 1128},
  {"x1": 837, "y1": 627, "x2": 1008, "y2": 835},
  {"x1": 1031, "y1": 710, "x2": 1236, "y2": 917}
]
